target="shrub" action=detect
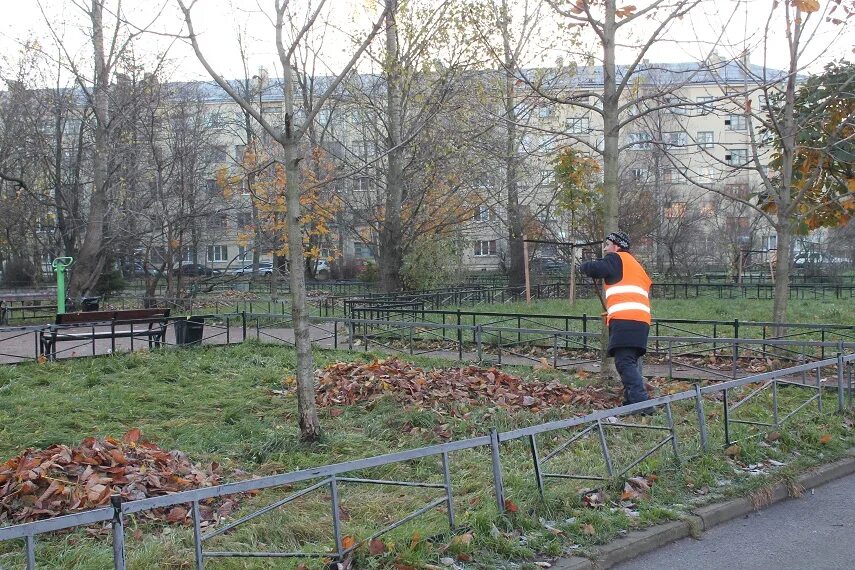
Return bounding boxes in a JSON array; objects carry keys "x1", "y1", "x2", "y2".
[{"x1": 1, "y1": 258, "x2": 37, "y2": 287}]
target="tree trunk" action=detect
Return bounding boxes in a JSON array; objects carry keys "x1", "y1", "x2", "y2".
[
  {"x1": 772, "y1": 5, "x2": 800, "y2": 337},
  {"x1": 379, "y1": 0, "x2": 404, "y2": 293},
  {"x1": 499, "y1": 4, "x2": 524, "y2": 292},
  {"x1": 598, "y1": 0, "x2": 620, "y2": 383},
  {"x1": 68, "y1": 0, "x2": 109, "y2": 300},
  {"x1": 282, "y1": 63, "x2": 320, "y2": 442}
]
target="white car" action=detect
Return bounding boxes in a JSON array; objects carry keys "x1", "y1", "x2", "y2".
[{"x1": 232, "y1": 262, "x2": 274, "y2": 276}]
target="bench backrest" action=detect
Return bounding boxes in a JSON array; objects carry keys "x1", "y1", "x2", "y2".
[{"x1": 55, "y1": 308, "x2": 170, "y2": 326}]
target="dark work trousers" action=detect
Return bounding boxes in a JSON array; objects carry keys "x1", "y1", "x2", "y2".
[{"x1": 613, "y1": 347, "x2": 649, "y2": 404}]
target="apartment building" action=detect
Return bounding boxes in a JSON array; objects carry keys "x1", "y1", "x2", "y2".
[{"x1": 167, "y1": 59, "x2": 780, "y2": 276}]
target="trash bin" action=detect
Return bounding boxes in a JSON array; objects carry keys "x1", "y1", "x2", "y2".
[
  {"x1": 174, "y1": 316, "x2": 205, "y2": 346},
  {"x1": 81, "y1": 296, "x2": 100, "y2": 311}
]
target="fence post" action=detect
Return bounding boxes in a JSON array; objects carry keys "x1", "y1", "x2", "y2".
[
  {"x1": 694, "y1": 384, "x2": 708, "y2": 452},
  {"x1": 476, "y1": 325, "x2": 483, "y2": 362},
  {"x1": 667, "y1": 341, "x2": 673, "y2": 381},
  {"x1": 582, "y1": 314, "x2": 588, "y2": 350},
  {"x1": 596, "y1": 419, "x2": 614, "y2": 477},
  {"x1": 330, "y1": 476, "x2": 343, "y2": 560},
  {"x1": 837, "y1": 340, "x2": 846, "y2": 414},
  {"x1": 456, "y1": 309, "x2": 462, "y2": 361},
  {"x1": 665, "y1": 402, "x2": 680, "y2": 464},
  {"x1": 191, "y1": 500, "x2": 204, "y2": 570},
  {"x1": 529, "y1": 435, "x2": 544, "y2": 498},
  {"x1": 347, "y1": 320, "x2": 354, "y2": 351},
  {"x1": 25, "y1": 534, "x2": 35, "y2": 570},
  {"x1": 441, "y1": 452, "x2": 456, "y2": 529},
  {"x1": 241, "y1": 311, "x2": 247, "y2": 342},
  {"x1": 772, "y1": 380, "x2": 780, "y2": 427},
  {"x1": 817, "y1": 368, "x2": 823, "y2": 413},
  {"x1": 722, "y1": 389, "x2": 732, "y2": 446},
  {"x1": 489, "y1": 429, "x2": 506, "y2": 513},
  {"x1": 111, "y1": 495, "x2": 126, "y2": 570},
  {"x1": 732, "y1": 340, "x2": 738, "y2": 380}
]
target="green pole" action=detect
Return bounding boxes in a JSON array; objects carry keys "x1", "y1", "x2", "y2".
[{"x1": 51, "y1": 257, "x2": 74, "y2": 314}]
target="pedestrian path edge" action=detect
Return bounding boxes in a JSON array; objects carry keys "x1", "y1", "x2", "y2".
[{"x1": 550, "y1": 448, "x2": 855, "y2": 570}]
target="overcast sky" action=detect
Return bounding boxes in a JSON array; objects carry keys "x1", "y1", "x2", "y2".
[{"x1": 1, "y1": 0, "x2": 851, "y2": 85}]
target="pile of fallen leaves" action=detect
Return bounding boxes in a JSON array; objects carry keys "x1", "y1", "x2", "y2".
[
  {"x1": 313, "y1": 358, "x2": 622, "y2": 412},
  {"x1": 0, "y1": 429, "x2": 234, "y2": 526}
]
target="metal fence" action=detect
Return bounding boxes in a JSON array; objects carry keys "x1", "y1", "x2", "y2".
[{"x1": 1, "y1": 350, "x2": 852, "y2": 568}]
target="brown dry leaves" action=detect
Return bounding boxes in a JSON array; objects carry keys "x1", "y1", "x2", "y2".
[
  {"x1": 0, "y1": 430, "x2": 228, "y2": 525},
  {"x1": 314, "y1": 358, "x2": 621, "y2": 413}
]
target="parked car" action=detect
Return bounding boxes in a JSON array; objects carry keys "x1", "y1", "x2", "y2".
[
  {"x1": 177, "y1": 263, "x2": 220, "y2": 277},
  {"x1": 532, "y1": 257, "x2": 568, "y2": 272},
  {"x1": 793, "y1": 253, "x2": 846, "y2": 268},
  {"x1": 121, "y1": 262, "x2": 158, "y2": 278},
  {"x1": 231, "y1": 261, "x2": 289, "y2": 276},
  {"x1": 311, "y1": 258, "x2": 331, "y2": 280}
]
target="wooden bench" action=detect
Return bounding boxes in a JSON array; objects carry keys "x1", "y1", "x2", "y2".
[{"x1": 40, "y1": 308, "x2": 171, "y2": 360}]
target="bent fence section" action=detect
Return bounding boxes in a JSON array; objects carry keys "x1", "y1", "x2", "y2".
[{"x1": 1, "y1": 345, "x2": 853, "y2": 568}]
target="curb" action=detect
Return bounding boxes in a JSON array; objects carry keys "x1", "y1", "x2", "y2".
[{"x1": 550, "y1": 450, "x2": 855, "y2": 570}]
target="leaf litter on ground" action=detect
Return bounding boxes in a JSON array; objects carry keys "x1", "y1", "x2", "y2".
[
  {"x1": 304, "y1": 358, "x2": 622, "y2": 413},
  {"x1": 0, "y1": 429, "x2": 238, "y2": 526}
]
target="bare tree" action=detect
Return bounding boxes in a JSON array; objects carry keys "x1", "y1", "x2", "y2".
[{"x1": 178, "y1": 0, "x2": 388, "y2": 441}]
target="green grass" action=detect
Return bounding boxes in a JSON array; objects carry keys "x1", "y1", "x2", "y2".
[
  {"x1": 467, "y1": 297, "x2": 853, "y2": 327},
  {"x1": 0, "y1": 343, "x2": 853, "y2": 569}
]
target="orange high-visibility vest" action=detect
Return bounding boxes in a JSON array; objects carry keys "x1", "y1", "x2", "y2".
[{"x1": 604, "y1": 252, "x2": 652, "y2": 325}]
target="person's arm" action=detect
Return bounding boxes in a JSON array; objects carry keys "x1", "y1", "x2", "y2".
[{"x1": 580, "y1": 253, "x2": 622, "y2": 283}]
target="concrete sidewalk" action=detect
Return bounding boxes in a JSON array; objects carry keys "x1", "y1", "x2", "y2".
[{"x1": 614, "y1": 471, "x2": 855, "y2": 570}]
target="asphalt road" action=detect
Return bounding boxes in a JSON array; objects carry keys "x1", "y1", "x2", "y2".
[{"x1": 615, "y1": 472, "x2": 855, "y2": 570}]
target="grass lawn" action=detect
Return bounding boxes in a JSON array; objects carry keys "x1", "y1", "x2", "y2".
[
  {"x1": 467, "y1": 297, "x2": 852, "y2": 326},
  {"x1": 0, "y1": 343, "x2": 852, "y2": 569}
]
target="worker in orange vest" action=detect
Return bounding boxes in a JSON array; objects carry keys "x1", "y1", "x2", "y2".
[{"x1": 580, "y1": 231, "x2": 651, "y2": 405}]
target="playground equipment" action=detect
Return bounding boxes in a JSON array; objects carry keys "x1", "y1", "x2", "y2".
[{"x1": 51, "y1": 257, "x2": 74, "y2": 314}]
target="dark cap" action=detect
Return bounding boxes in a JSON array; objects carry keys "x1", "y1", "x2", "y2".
[{"x1": 606, "y1": 231, "x2": 631, "y2": 250}]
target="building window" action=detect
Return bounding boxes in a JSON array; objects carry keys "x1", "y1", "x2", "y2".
[
  {"x1": 762, "y1": 235, "x2": 777, "y2": 251},
  {"x1": 207, "y1": 245, "x2": 228, "y2": 262},
  {"x1": 537, "y1": 106, "x2": 551, "y2": 118},
  {"x1": 353, "y1": 241, "x2": 373, "y2": 259},
  {"x1": 665, "y1": 202, "x2": 687, "y2": 219},
  {"x1": 474, "y1": 240, "x2": 497, "y2": 256},
  {"x1": 205, "y1": 179, "x2": 218, "y2": 195},
  {"x1": 697, "y1": 131, "x2": 714, "y2": 148},
  {"x1": 725, "y1": 183, "x2": 749, "y2": 199},
  {"x1": 726, "y1": 149, "x2": 749, "y2": 166},
  {"x1": 697, "y1": 96, "x2": 714, "y2": 114},
  {"x1": 630, "y1": 168, "x2": 647, "y2": 181},
  {"x1": 473, "y1": 205, "x2": 493, "y2": 222},
  {"x1": 726, "y1": 114, "x2": 748, "y2": 130},
  {"x1": 354, "y1": 139, "x2": 374, "y2": 160},
  {"x1": 353, "y1": 176, "x2": 374, "y2": 192},
  {"x1": 236, "y1": 212, "x2": 252, "y2": 228},
  {"x1": 207, "y1": 214, "x2": 228, "y2": 229},
  {"x1": 212, "y1": 145, "x2": 229, "y2": 163},
  {"x1": 566, "y1": 116, "x2": 590, "y2": 134},
  {"x1": 626, "y1": 132, "x2": 651, "y2": 149},
  {"x1": 726, "y1": 216, "x2": 750, "y2": 233},
  {"x1": 664, "y1": 131, "x2": 688, "y2": 147},
  {"x1": 663, "y1": 168, "x2": 676, "y2": 183},
  {"x1": 237, "y1": 245, "x2": 249, "y2": 261},
  {"x1": 235, "y1": 145, "x2": 246, "y2": 162}
]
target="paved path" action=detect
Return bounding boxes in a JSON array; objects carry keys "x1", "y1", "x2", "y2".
[
  {"x1": 615, "y1": 472, "x2": 855, "y2": 570},
  {"x1": 0, "y1": 320, "x2": 821, "y2": 384}
]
